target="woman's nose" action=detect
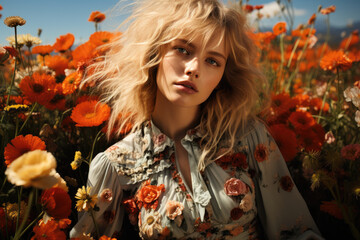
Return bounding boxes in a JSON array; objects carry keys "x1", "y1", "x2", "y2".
[{"x1": 185, "y1": 57, "x2": 199, "y2": 78}]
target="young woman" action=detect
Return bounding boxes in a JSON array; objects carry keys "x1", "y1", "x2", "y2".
[{"x1": 71, "y1": 0, "x2": 323, "y2": 239}]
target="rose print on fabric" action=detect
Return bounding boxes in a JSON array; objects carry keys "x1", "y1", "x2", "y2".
[
  {"x1": 136, "y1": 180, "x2": 165, "y2": 210},
  {"x1": 224, "y1": 178, "x2": 248, "y2": 196}
]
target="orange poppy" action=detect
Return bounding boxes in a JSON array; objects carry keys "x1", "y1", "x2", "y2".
[
  {"x1": 71, "y1": 41, "x2": 97, "y2": 68},
  {"x1": 320, "y1": 49, "x2": 353, "y2": 71},
  {"x1": 19, "y1": 72, "x2": 57, "y2": 105},
  {"x1": 89, "y1": 31, "x2": 115, "y2": 46},
  {"x1": 88, "y1": 11, "x2": 106, "y2": 23},
  {"x1": 269, "y1": 124, "x2": 298, "y2": 162},
  {"x1": 71, "y1": 100, "x2": 111, "y2": 127},
  {"x1": 4, "y1": 134, "x2": 46, "y2": 166},
  {"x1": 31, "y1": 219, "x2": 66, "y2": 240},
  {"x1": 41, "y1": 187, "x2": 72, "y2": 219},
  {"x1": 273, "y1": 22, "x2": 287, "y2": 36},
  {"x1": 309, "y1": 97, "x2": 329, "y2": 114},
  {"x1": 53, "y1": 33, "x2": 75, "y2": 52},
  {"x1": 308, "y1": 13, "x2": 316, "y2": 25},
  {"x1": 44, "y1": 55, "x2": 69, "y2": 76},
  {"x1": 62, "y1": 71, "x2": 82, "y2": 95},
  {"x1": 32, "y1": 45, "x2": 53, "y2": 56},
  {"x1": 75, "y1": 95, "x2": 99, "y2": 104},
  {"x1": 340, "y1": 30, "x2": 359, "y2": 49},
  {"x1": 320, "y1": 5, "x2": 336, "y2": 15}
]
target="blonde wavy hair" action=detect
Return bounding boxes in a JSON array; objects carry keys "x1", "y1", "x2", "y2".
[{"x1": 85, "y1": 0, "x2": 267, "y2": 171}]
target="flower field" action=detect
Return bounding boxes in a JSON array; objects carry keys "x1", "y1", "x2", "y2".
[{"x1": 0, "y1": 2, "x2": 360, "y2": 240}]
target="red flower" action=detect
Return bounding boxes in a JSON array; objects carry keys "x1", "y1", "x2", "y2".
[
  {"x1": 298, "y1": 123, "x2": 325, "y2": 152},
  {"x1": 41, "y1": 187, "x2": 72, "y2": 219},
  {"x1": 269, "y1": 124, "x2": 298, "y2": 162},
  {"x1": 224, "y1": 178, "x2": 248, "y2": 196},
  {"x1": 231, "y1": 152, "x2": 248, "y2": 169},
  {"x1": 243, "y1": 5, "x2": 254, "y2": 13},
  {"x1": 254, "y1": 144, "x2": 269, "y2": 162},
  {"x1": 341, "y1": 144, "x2": 360, "y2": 161},
  {"x1": 320, "y1": 201, "x2": 343, "y2": 219},
  {"x1": 230, "y1": 207, "x2": 244, "y2": 220},
  {"x1": 279, "y1": 176, "x2": 294, "y2": 192},
  {"x1": 273, "y1": 22, "x2": 287, "y2": 36},
  {"x1": 31, "y1": 219, "x2": 66, "y2": 240},
  {"x1": 288, "y1": 111, "x2": 315, "y2": 131},
  {"x1": 136, "y1": 181, "x2": 165, "y2": 210},
  {"x1": 4, "y1": 134, "x2": 46, "y2": 166},
  {"x1": 4, "y1": 46, "x2": 18, "y2": 58},
  {"x1": 123, "y1": 198, "x2": 139, "y2": 215}
]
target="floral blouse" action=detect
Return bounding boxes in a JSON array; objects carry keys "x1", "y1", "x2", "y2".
[{"x1": 70, "y1": 120, "x2": 323, "y2": 240}]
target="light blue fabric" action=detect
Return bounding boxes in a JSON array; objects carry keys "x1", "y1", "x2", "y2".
[{"x1": 70, "y1": 120, "x2": 324, "y2": 240}]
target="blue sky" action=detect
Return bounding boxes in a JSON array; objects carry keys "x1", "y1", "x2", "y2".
[{"x1": 1, "y1": 0, "x2": 360, "y2": 46}]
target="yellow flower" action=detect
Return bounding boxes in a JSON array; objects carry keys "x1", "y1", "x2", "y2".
[
  {"x1": 4, "y1": 16, "x2": 26, "y2": 27},
  {"x1": 311, "y1": 173, "x2": 321, "y2": 191},
  {"x1": 4, "y1": 201, "x2": 27, "y2": 220},
  {"x1": 3, "y1": 104, "x2": 29, "y2": 113},
  {"x1": 5, "y1": 150, "x2": 61, "y2": 189},
  {"x1": 71, "y1": 151, "x2": 83, "y2": 170},
  {"x1": 75, "y1": 186, "x2": 98, "y2": 212},
  {"x1": 355, "y1": 188, "x2": 360, "y2": 197}
]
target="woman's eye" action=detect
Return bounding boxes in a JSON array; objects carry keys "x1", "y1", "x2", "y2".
[
  {"x1": 206, "y1": 58, "x2": 219, "y2": 66},
  {"x1": 175, "y1": 47, "x2": 189, "y2": 55}
]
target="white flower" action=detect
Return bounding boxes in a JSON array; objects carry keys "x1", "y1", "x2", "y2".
[
  {"x1": 344, "y1": 86, "x2": 360, "y2": 108},
  {"x1": 139, "y1": 210, "x2": 163, "y2": 239},
  {"x1": 355, "y1": 110, "x2": 360, "y2": 127},
  {"x1": 6, "y1": 35, "x2": 25, "y2": 46},
  {"x1": 5, "y1": 150, "x2": 61, "y2": 189},
  {"x1": 239, "y1": 194, "x2": 253, "y2": 212},
  {"x1": 19, "y1": 33, "x2": 42, "y2": 47}
]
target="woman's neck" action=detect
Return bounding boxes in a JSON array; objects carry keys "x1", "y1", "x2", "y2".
[{"x1": 152, "y1": 93, "x2": 200, "y2": 141}]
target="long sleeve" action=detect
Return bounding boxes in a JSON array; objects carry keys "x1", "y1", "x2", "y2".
[
  {"x1": 70, "y1": 152, "x2": 126, "y2": 238},
  {"x1": 246, "y1": 121, "x2": 323, "y2": 240}
]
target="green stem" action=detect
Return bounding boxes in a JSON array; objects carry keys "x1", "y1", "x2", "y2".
[
  {"x1": 17, "y1": 102, "x2": 38, "y2": 136},
  {"x1": 13, "y1": 188, "x2": 35, "y2": 240},
  {"x1": 16, "y1": 186, "x2": 23, "y2": 230},
  {"x1": 317, "y1": 77, "x2": 334, "y2": 123},
  {"x1": 89, "y1": 130, "x2": 104, "y2": 165},
  {"x1": 17, "y1": 211, "x2": 44, "y2": 239}
]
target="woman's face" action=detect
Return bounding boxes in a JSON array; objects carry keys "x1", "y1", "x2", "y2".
[{"x1": 155, "y1": 34, "x2": 228, "y2": 109}]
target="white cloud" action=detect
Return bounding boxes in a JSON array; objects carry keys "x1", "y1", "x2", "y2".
[{"x1": 247, "y1": 1, "x2": 307, "y2": 28}]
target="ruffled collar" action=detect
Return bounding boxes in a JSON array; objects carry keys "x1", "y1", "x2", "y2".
[{"x1": 145, "y1": 120, "x2": 203, "y2": 156}]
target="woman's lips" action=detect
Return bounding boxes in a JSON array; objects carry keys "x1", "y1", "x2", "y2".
[{"x1": 174, "y1": 81, "x2": 198, "y2": 93}]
